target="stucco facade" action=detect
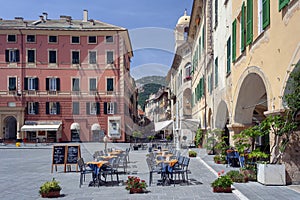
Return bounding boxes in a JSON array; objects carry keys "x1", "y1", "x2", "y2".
[{"x1": 0, "y1": 11, "x2": 137, "y2": 142}]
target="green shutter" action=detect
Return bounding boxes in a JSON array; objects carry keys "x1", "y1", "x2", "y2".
[
  {"x1": 279, "y1": 0, "x2": 290, "y2": 11},
  {"x1": 246, "y1": 0, "x2": 253, "y2": 45},
  {"x1": 263, "y1": 0, "x2": 270, "y2": 29},
  {"x1": 215, "y1": 57, "x2": 218, "y2": 87},
  {"x1": 232, "y1": 20, "x2": 237, "y2": 62},
  {"x1": 241, "y1": 2, "x2": 246, "y2": 52},
  {"x1": 198, "y1": 37, "x2": 201, "y2": 59},
  {"x1": 227, "y1": 37, "x2": 231, "y2": 73}
]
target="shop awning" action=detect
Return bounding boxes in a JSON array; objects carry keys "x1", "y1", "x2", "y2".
[{"x1": 21, "y1": 124, "x2": 61, "y2": 131}]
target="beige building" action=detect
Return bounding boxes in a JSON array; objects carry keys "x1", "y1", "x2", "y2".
[{"x1": 185, "y1": 0, "x2": 300, "y2": 183}]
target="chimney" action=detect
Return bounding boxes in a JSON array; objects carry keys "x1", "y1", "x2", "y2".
[
  {"x1": 15, "y1": 17, "x2": 24, "y2": 22},
  {"x1": 42, "y1": 12, "x2": 48, "y2": 21},
  {"x1": 83, "y1": 9, "x2": 88, "y2": 22}
]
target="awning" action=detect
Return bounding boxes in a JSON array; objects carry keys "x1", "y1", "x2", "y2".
[
  {"x1": 91, "y1": 123, "x2": 101, "y2": 131},
  {"x1": 154, "y1": 120, "x2": 173, "y2": 132},
  {"x1": 21, "y1": 124, "x2": 61, "y2": 131},
  {"x1": 70, "y1": 123, "x2": 80, "y2": 130}
]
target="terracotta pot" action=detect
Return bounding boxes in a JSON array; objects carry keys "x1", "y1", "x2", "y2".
[
  {"x1": 41, "y1": 190, "x2": 61, "y2": 198},
  {"x1": 212, "y1": 187, "x2": 232, "y2": 193},
  {"x1": 129, "y1": 188, "x2": 144, "y2": 194}
]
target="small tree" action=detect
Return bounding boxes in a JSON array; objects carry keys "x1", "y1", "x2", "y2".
[
  {"x1": 132, "y1": 130, "x2": 142, "y2": 143},
  {"x1": 195, "y1": 128, "x2": 203, "y2": 147}
]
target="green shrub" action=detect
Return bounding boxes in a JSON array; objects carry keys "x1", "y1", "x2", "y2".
[
  {"x1": 39, "y1": 178, "x2": 61, "y2": 195},
  {"x1": 226, "y1": 170, "x2": 247, "y2": 183},
  {"x1": 188, "y1": 150, "x2": 197, "y2": 157}
]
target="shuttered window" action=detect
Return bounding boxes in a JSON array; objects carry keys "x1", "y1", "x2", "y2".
[
  {"x1": 279, "y1": 0, "x2": 290, "y2": 11},
  {"x1": 246, "y1": 0, "x2": 253, "y2": 45},
  {"x1": 227, "y1": 37, "x2": 231, "y2": 74},
  {"x1": 263, "y1": 0, "x2": 270, "y2": 29},
  {"x1": 241, "y1": 2, "x2": 246, "y2": 52},
  {"x1": 232, "y1": 20, "x2": 237, "y2": 62},
  {"x1": 215, "y1": 57, "x2": 218, "y2": 87}
]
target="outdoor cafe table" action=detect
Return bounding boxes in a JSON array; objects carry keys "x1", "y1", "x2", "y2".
[
  {"x1": 98, "y1": 155, "x2": 117, "y2": 161},
  {"x1": 86, "y1": 161, "x2": 109, "y2": 186},
  {"x1": 156, "y1": 159, "x2": 178, "y2": 186}
]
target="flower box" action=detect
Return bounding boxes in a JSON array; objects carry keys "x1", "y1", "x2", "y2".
[
  {"x1": 212, "y1": 187, "x2": 232, "y2": 193},
  {"x1": 41, "y1": 190, "x2": 61, "y2": 198},
  {"x1": 257, "y1": 163, "x2": 286, "y2": 185}
]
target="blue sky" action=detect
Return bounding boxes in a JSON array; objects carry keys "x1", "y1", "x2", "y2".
[{"x1": 0, "y1": 0, "x2": 192, "y2": 79}]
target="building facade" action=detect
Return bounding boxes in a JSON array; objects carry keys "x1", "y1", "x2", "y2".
[
  {"x1": 0, "y1": 10, "x2": 137, "y2": 143},
  {"x1": 184, "y1": 0, "x2": 300, "y2": 184}
]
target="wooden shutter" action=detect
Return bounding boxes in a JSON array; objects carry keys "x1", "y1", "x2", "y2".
[
  {"x1": 86, "y1": 102, "x2": 90, "y2": 115},
  {"x1": 104, "y1": 102, "x2": 107, "y2": 114},
  {"x1": 241, "y1": 2, "x2": 246, "y2": 52},
  {"x1": 227, "y1": 37, "x2": 231, "y2": 73},
  {"x1": 35, "y1": 78, "x2": 39, "y2": 90},
  {"x1": 35, "y1": 102, "x2": 39, "y2": 114},
  {"x1": 24, "y1": 78, "x2": 28, "y2": 90},
  {"x1": 46, "y1": 102, "x2": 49, "y2": 114},
  {"x1": 96, "y1": 102, "x2": 100, "y2": 114},
  {"x1": 279, "y1": 0, "x2": 290, "y2": 11},
  {"x1": 114, "y1": 102, "x2": 117, "y2": 114},
  {"x1": 263, "y1": 0, "x2": 270, "y2": 29},
  {"x1": 246, "y1": 0, "x2": 253, "y2": 45},
  {"x1": 46, "y1": 78, "x2": 49, "y2": 90},
  {"x1": 56, "y1": 78, "x2": 60, "y2": 91},
  {"x1": 16, "y1": 50, "x2": 20, "y2": 62},
  {"x1": 232, "y1": 20, "x2": 237, "y2": 62},
  {"x1": 5, "y1": 50, "x2": 9, "y2": 62},
  {"x1": 56, "y1": 102, "x2": 60, "y2": 114}
]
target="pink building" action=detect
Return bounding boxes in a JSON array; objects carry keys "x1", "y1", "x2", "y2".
[{"x1": 0, "y1": 11, "x2": 138, "y2": 142}]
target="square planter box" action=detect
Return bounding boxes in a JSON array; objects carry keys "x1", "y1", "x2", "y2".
[{"x1": 257, "y1": 163, "x2": 286, "y2": 185}]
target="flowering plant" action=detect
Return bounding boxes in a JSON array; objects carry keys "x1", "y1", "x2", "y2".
[
  {"x1": 125, "y1": 176, "x2": 147, "y2": 191},
  {"x1": 211, "y1": 170, "x2": 233, "y2": 189}
]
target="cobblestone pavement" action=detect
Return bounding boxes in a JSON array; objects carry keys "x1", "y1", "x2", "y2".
[{"x1": 0, "y1": 142, "x2": 299, "y2": 200}]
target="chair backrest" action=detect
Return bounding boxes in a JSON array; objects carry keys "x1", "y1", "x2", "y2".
[
  {"x1": 227, "y1": 150, "x2": 236, "y2": 158},
  {"x1": 156, "y1": 155, "x2": 166, "y2": 161},
  {"x1": 77, "y1": 158, "x2": 85, "y2": 171},
  {"x1": 183, "y1": 157, "x2": 190, "y2": 169},
  {"x1": 93, "y1": 151, "x2": 100, "y2": 159},
  {"x1": 177, "y1": 156, "x2": 184, "y2": 165}
]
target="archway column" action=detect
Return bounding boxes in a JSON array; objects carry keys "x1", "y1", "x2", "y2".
[{"x1": 227, "y1": 123, "x2": 252, "y2": 146}]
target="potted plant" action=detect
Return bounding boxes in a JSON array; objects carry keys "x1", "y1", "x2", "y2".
[
  {"x1": 213, "y1": 155, "x2": 226, "y2": 164},
  {"x1": 226, "y1": 170, "x2": 248, "y2": 183},
  {"x1": 188, "y1": 150, "x2": 197, "y2": 157},
  {"x1": 39, "y1": 178, "x2": 61, "y2": 198},
  {"x1": 125, "y1": 176, "x2": 147, "y2": 194},
  {"x1": 132, "y1": 131, "x2": 142, "y2": 150},
  {"x1": 211, "y1": 171, "x2": 233, "y2": 193},
  {"x1": 195, "y1": 128, "x2": 203, "y2": 148}
]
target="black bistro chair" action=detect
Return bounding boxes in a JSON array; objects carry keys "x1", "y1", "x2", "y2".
[{"x1": 77, "y1": 158, "x2": 93, "y2": 188}]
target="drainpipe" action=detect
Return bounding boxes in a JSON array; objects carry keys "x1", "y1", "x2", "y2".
[{"x1": 18, "y1": 29, "x2": 25, "y2": 140}]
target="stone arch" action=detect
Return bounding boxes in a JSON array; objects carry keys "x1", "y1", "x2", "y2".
[
  {"x1": 4, "y1": 116, "x2": 17, "y2": 139},
  {"x1": 233, "y1": 67, "x2": 271, "y2": 125},
  {"x1": 215, "y1": 100, "x2": 229, "y2": 129}
]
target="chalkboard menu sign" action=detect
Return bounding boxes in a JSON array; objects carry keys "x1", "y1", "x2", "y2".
[
  {"x1": 52, "y1": 145, "x2": 66, "y2": 164},
  {"x1": 67, "y1": 145, "x2": 79, "y2": 164},
  {"x1": 51, "y1": 145, "x2": 81, "y2": 173}
]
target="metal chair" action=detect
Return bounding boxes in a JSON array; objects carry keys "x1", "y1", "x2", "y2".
[{"x1": 77, "y1": 158, "x2": 93, "y2": 188}]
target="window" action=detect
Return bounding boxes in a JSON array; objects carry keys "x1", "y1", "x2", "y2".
[
  {"x1": 215, "y1": 57, "x2": 218, "y2": 87},
  {"x1": 72, "y1": 78, "x2": 80, "y2": 91},
  {"x1": 49, "y1": 36, "x2": 57, "y2": 43},
  {"x1": 28, "y1": 102, "x2": 39, "y2": 114},
  {"x1": 8, "y1": 77, "x2": 16, "y2": 91},
  {"x1": 72, "y1": 51, "x2": 80, "y2": 64},
  {"x1": 5, "y1": 49, "x2": 20, "y2": 63},
  {"x1": 71, "y1": 36, "x2": 80, "y2": 44},
  {"x1": 86, "y1": 102, "x2": 100, "y2": 115},
  {"x1": 106, "y1": 36, "x2": 113, "y2": 43},
  {"x1": 258, "y1": 0, "x2": 263, "y2": 35},
  {"x1": 246, "y1": 0, "x2": 253, "y2": 45},
  {"x1": 27, "y1": 49, "x2": 35, "y2": 63},
  {"x1": 106, "y1": 78, "x2": 114, "y2": 91},
  {"x1": 46, "y1": 78, "x2": 60, "y2": 91},
  {"x1": 46, "y1": 102, "x2": 60, "y2": 115},
  {"x1": 7, "y1": 35, "x2": 16, "y2": 42},
  {"x1": 104, "y1": 102, "x2": 117, "y2": 114},
  {"x1": 73, "y1": 102, "x2": 79, "y2": 115},
  {"x1": 26, "y1": 35, "x2": 35, "y2": 43},
  {"x1": 279, "y1": 0, "x2": 289, "y2": 11},
  {"x1": 88, "y1": 36, "x2": 97, "y2": 44},
  {"x1": 106, "y1": 51, "x2": 114, "y2": 64},
  {"x1": 49, "y1": 50, "x2": 57, "y2": 64},
  {"x1": 185, "y1": 63, "x2": 191, "y2": 78},
  {"x1": 89, "y1": 51, "x2": 97, "y2": 64},
  {"x1": 89, "y1": 78, "x2": 97, "y2": 91},
  {"x1": 227, "y1": 37, "x2": 231, "y2": 74},
  {"x1": 232, "y1": 20, "x2": 237, "y2": 62},
  {"x1": 24, "y1": 77, "x2": 38, "y2": 90}
]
